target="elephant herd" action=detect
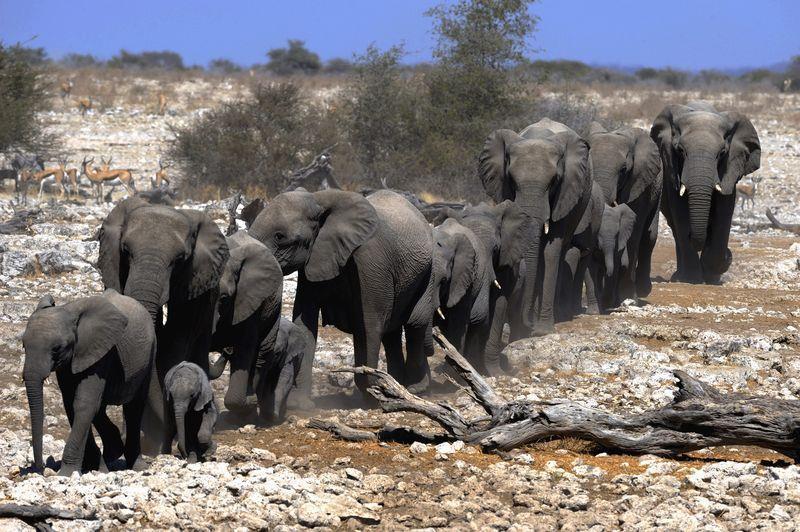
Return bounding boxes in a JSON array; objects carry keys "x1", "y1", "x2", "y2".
[{"x1": 21, "y1": 100, "x2": 761, "y2": 474}]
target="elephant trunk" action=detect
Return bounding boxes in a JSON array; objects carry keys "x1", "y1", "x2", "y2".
[
  {"x1": 683, "y1": 154, "x2": 717, "y2": 253},
  {"x1": 225, "y1": 365, "x2": 252, "y2": 414},
  {"x1": 593, "y1": 169, "x2": 618, "y2": 205},
  {"x1": 208, "y1": 353, "x2": 228, "y2": 380},
  {"x1": 174, "y1": 403, "x2": 188, "y2": 458},
  {"x1": 24, "y1": 379, "x2": 45, "y2": 470},
  {"x1": 124, "y1": 254, "x2": 170, "y2": 323},
  {"x1": 518, "y1": 189, "x2": 548, "y2": 329}
]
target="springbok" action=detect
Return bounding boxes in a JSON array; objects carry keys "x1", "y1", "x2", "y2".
[
  {"x1": 20, "y1": 166, "x2": 59, "y2": 203},
  {"x1": 151, "y1": 159, "x2": 171, "y2": 188},
  {"x1": 78, "y1": 97, "x2": 92, "y2": 115},
  {"x1": 60, "y1": 80, "x2": 73, "y2": 99},
  {"x1": 38, "y1": 158, "x2": 69, "y2": 200},
  {"x1": 80, "y1": 156, "x2": 137, "y2": 203},
  {"x1": 157, "y1": 92, "x2": 167, "y2": 115},
  {"x1": 736, "y1": 176, "x2": 763, "y2": 211}
]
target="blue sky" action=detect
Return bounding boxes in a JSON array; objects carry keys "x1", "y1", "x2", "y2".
[{"x1": 1, "y1": 0, "x2": 797, "y2": 70}]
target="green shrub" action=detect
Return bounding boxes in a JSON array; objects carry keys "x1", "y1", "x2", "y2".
[
  {"x1": 266, "y1": 40, "x2": 321, "y2": 75},
  {"x1": 108, "y1": 50, "x2": 185, "y2": 70},
  {"x1": 208, "y1": 58, "x2": 242, "y2": 74}
]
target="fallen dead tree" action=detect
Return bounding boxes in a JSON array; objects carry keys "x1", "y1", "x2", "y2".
[
  {"x1": 0, "y1": 503, "x2": 96, "y2": 526},
  {"x1": 314, "y1": 329, "x2": 800, "y2": 461},
  {"x1": 766, "y1": 208, "x2": 800, "y2": 236}
]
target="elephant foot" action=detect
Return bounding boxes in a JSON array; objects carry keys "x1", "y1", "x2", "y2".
[
  {"x1": 59, "y1": 463, "x2": 80, "y2": 477},
  {"x1": 585, "y1": 304, "x2": 600, "y2": 315},
  {"x1": 187, "y1": 452, "x2": 198, "y2": 464},
  {"x1": 286, "y1": 392, "x2": 315, "y2": 412},
  {"x1": 130, "y1": 457, "x2": 149, "y2": 472},
  {"x1": 406, "y1": 373, "x2": 431, "y2": 395},
  {"x1": 702, "y1": 272, "x2": 723, "y2": 285},
  {"x1": 532, "y1": 322, "x2": 554, "y2": 337},
  {"x1": 482, "y1": 363, "x2": 504, "y2": 378}
]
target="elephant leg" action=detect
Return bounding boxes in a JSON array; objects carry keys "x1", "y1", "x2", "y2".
[
  {"x1": 122, "y1": 382, "x2": 148, "y2": 470},
  {"x1": 57, "y1": 371, "x2": 102, "y2": 471},
  {"x1": 60, "y1": 374, "x2": 105, "y2": 476},
  {"x1": 353, "y1": 320, "x2": 383, "y2": 395},
  {"x1": 224, "y1": 325, "x2": 259, "y2": 417},
  {"x1": 533, "y1": 237, "x2": 564, "y2": 336},
  {"x1": 464, "y1": 321, "x2": 491, "y2": 376},
  {"x1": 288, "y1": 285, "x2": 319, "y2": 410},
  {"x1": 701, "y1": 193, "x2": 736, "y2": 284},
  {"x1": 93, "y1": 409, "x2": 123, "y2": 465},
  {"x1": 381, "y1": 329, "x2": 405, "y2": 385},
  {"x1": 404, "y1": 325, "x2": 430, "y2": 395},
  {"x1": 584, "y1": 258, "x2": 601, "y2": 314},
  {"x1": 484, "y1": 292, "x2": 508, "y2": 376},
  {"x1": 635, "y1": 207, "x2": 660, "y2": 298},
  {"x1": 558, "y1": 247, "x2": 579, "y2": 321}
]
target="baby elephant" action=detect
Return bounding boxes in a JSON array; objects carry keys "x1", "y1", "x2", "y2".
[
  {"x1": 164, "y1": 362, "x2": 218, "y2": 462},
  {"x1": 592, "y1": 204, "x2": 636, "y2": 311},
  {"x1": 210, "y1": 317, "x2": 312, "y2": 424},
  {"x1": 22, "y1": 290, "x2": 156, "y2": 476}
]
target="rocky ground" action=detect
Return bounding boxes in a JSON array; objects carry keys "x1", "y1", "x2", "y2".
[{"x1": 0, "y1": 81, "x2": 799, "y2": 529}]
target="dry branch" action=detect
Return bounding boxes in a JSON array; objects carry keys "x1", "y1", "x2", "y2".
[
  {"x1": 766, "y1": 208, "x2": 800, "y2": 236},
  {"x1": 316, "y1": 328, "x2": 800, "y2": 461}
]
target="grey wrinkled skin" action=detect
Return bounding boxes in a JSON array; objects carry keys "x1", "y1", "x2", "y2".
[
  {"x1": 248, "y1": 189, "x2": 434, "y2": 401},
  {"x1": 164, "y1": 361, "x2": 217, "y2": 462},
  {"x1": 22, "y1": 289, "x2": 156, "y2": 476},
  {"x1": 210, "y1": 231, "x2": 283, "y2": 421},
  {"x1": 97, "y1": 197, "x2": 229, "y2": 455},
  {"x1": 446, "y1": 201, "x2": 530, "y2": 376},
  {"x1": 589, "y1": 122, "x2": 663, "y2": 302},
  {"x1": 560, "y1": 181, "x2": 606, "y2": 319},
  {"x1": 651, "y1": 101, "x2": 760, "y2": 284},
  {"x1": 479, "y1": 118, "x2": 593, "y2": 336},
  {"x1": 432, "y1": 218, "x2": 494, "y2": 373},
  {"x1": 595, "y1": 204, "x2": 637, "y2": 310}
]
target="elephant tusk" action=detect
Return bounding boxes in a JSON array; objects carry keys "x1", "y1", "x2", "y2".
[
  {"x1": 494, "y1": 279, "x2": 502, "y2": 290},
  {"x1": 162, "y1": 304, "x2": 169, "y2": 326},
  {"x1": 679, "y1": 184, "x2": 686, "y2": 196},
  {"x1": 544, "y1": 221, "x2": 550, "y2": 235},
  {"x1": 715, "y1": 183, "x2": 722, "y2": 192},
  {"x1": 436, "y1": 307, "x2": 445, "y2": 320}
]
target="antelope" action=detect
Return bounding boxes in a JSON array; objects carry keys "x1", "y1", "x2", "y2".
[
  {"x1": 60, "y1": 80, "x2": 73, "y2": 99},
  {"x1": 78, "y1": 97, "x2": 92, "y2": 115},
  {"x1": 152, "y1": 159, "x2": 171, "y2": 188},
  {"x1": 736, "y1": 175, "x2": 763, "y2": 211},
  {"x1": 157, "y1": 92, "x2": 167, "y2": 115},
  {"x1": 37, "y1": 158, "x2": 73, "y2": 200},
  {"x1": 80, "y1": 156, "x2": 137, "y2": 203},
  {"x1": 20, "y1": 166, "x2": 58, "y2": 203}
]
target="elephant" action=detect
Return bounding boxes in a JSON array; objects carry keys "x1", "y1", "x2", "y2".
[
  {"x1": 651, "y1": 101, "x2": 760, "y2": 284},
  {"x1": 210, "y1": 230, "x2": 283, "y2": 419},
  {"x1": 248, "y1": 189, "x2": 434, "y2": 400},
  {"x1": 164, "y1": 362, "x2": 218, "y2": 462},
  {"x1": 210, "y1": 317, "x2": 313, "y2": 423},
  {"x1": 432, "y1": 218, "x2": 494, "y2": 372},
  {"x1": 589, "y1": 122, "x2": 663, "y2": 301},
  {"x1": 22, "y1": 290, "x2": 156, "y2": 476},
  {"x1": 447, "y1": 201, "x2": 530, "y2": 375},
  {"x1": 560, "y1": 181, "x2": 605, "y2": 318},
  {"x1": 479, "y1": 118, "x2": 593, "y2": 335},
  {"x1": 594, "y1": 203, "x2": 637, "y2": 311},
  {"x1": 98, "y1": 197, "x2": 229, "y2": 452}
]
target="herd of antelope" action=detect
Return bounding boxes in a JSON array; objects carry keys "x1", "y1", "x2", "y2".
[{"x1": 10, "y1": 156, "x2": 172, "y2": 204}]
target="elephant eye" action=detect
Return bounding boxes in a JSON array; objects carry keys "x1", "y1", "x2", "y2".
[{"x1": 274, "y1": 231, "x2": 286, "y2": 243}]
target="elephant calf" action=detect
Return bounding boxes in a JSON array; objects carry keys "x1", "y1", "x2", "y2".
[
  {"x1": 164, "y1": 362, "x2": 218, "y2": 462},
  {"x1": 22, "y1": 289, "x2": 156, "y2": 476},
  {"x1": 210, "y1": 317, "x2": 313, "y2": 424},
  {"x1": 593, "y1": 203, "x2": 636, "y2": 311}
]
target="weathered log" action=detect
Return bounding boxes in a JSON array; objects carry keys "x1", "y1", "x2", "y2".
[
  {"x1": 307, "y1": 419, "x2": 377, "y2": 441},
  {"x1": 284, "y1": 146, "x2": 341, "y2": 192},
  {"x1": 330, "y1": 328, "x2": 800, "y2": 461},
  {"x1": 0, "y1": 503, "x2": 96, "y2": 521},
  {"x1": 766, "y1": 208, "x2": 800, "y2": 236},
  {"x1": 308, "y1": 418, "x2": 449, "y2": 444}
]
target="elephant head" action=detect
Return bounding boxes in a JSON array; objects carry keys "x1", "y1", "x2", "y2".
[
  {"x1": 216, "y1": 231, "x2": 284, "y2": 412},
  {"x1": 98, "y1": 198, "x2": 229, "y2": 322},
  {"x1": 589, "y1": 123, "x2": 662, "y2": 206},
  {"x1": 247, "y1": 189, "x2": 379, "y2": 281},
  {"x1": 164, "y1": 361, "x2": 217, "y2": 459},
  {"x1": 456, "y1": 200, "x2": 531, "y2": 273},
  {"x1": 651, "y1": 102, "x2": 760, "y2": 252},
  {"x1": 432, "y1": 219, "x2": 479, "y2": 314},
  {"x1": 22, "y1": 294, "x2": 128, "y2": 470},
  {"x1": 597, "y1": 204, "x2": 636, "y2": 305},
  {"x1": 479, "y1": 119, "x2": 591, "y2": 324}
]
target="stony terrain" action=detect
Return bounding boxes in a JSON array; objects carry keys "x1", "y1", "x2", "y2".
[{"x1": 0, "y1": 80, "x2": 799, "y2": 529}]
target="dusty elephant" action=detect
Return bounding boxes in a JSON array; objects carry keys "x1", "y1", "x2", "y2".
[
  {"x1": 651, "y1": 101, "x2": 760, "y2": 284},
  {"x1": 164, "y1": 361, "x2": 218, "y2": 462},
  {"x1": 247, "y1": 189, "x2": 434, "y2": 402},
  {"x1": 479, "y1": 118, "x2": 593, "y2": 335},
  {"x1": 594, "y1": 203, "x2": 637, "y2": 310}
]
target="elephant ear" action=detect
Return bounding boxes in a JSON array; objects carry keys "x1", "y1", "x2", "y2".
[
  {"x1": 36, "y1": 294, "x2": 55, "y2": 311},
  {"x1": 195, "y1": 369, "x2": 213, "y2": 411},
  {"x1": 98, "y1": 197, "x2": 148, "y2": 291},
  {"x1": 240, "y1": 198, "x2": 266, "y2": 228},
  {"x1": 478, "y1": 129, "x2": 523, "y2": 203},
  {"x1": 720, "y1": 112, "x2": 761, "y2": 194},
  {"x1": 650, "y1": 105, "x2": 691, "y2": 184},
  {"x1": 497, "y1": 200, "x2": 531, "y2": 269},
  {"x1": 628, "y1": 128, "x2": 663, "y2": 202},
  {"x1": 552, "y1": 133, "x2": 591, "y2": 222},
  {"x1": 69, "y1": 296, "x2": 128, "y2": 375},
  {"x1": 618, "y1": 206, "x2": 636, "y2": 251},
  {"x1": 232, "y1": 244, "x2": 283, "y2": 325},
  {"x1": 448, "y1": 231, "x2": 476, "y2": 307},
  {"x1": 183, "y1": 210, "x2": 230, "y2": 299},
  {"x1": 589, "y1": 121, "x2": 607, "y2": 135},
  {"x1": 305, "y1": 190, "x2": 379, "y2": 282}
]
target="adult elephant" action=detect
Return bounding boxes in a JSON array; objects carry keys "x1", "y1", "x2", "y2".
[
  {"x1": 248, "y1": 189, "x2": 433, "y2": 403},
  {"x1": 651, "y1": 102, "x2": 760, "y2": 284},
  {"x1": 479, "y1": 118, "x2": 592, "y2": 336},
  {"x1": 98, "y1": 197, "x2": 229, "y2": 451},
  {"x1": 589, "y1": 123, "x2": 662, "y2": 302}
]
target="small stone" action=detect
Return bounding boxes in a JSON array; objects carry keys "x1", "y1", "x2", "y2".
[
  {"x1": 345, "y1": 468, "x2": 363, "y2": 481},
  {"x1": 238, "y1": 424, "x2": 256, "y2": 434},
  {"x1": 409, "y1": 442, "x2": 429, "y2": 454},
  {"x1": 435, "y1": 442, "x2": 457, "y2": 455}
]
